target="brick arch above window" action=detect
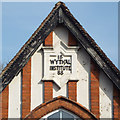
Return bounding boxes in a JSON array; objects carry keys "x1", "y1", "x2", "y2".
[{"x1": 24, "y1": 96, "x2": 97, "y2": 120}]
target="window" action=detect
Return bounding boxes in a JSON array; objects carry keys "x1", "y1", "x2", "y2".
[{"x1": 41, "y1": 109, "x2": 82, "y2": 120}]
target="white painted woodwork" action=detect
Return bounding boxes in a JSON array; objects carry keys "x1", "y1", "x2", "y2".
[
  {"x1": 8, "y1": 72, "x2": 21, "y2": 118},
  {"x1": 31, "y1": 47, "x2": 43, "y2": 110},
  {"x1": 77, "y1": 47, "x2": 90, "y2": 109},
  {"x1": 99, "y1": 70, "x2": 113, "y2": 118}
]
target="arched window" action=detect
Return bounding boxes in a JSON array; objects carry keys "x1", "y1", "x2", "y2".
[{"x1": 42, "y1": 109, "x2": 82, "y2": 120}]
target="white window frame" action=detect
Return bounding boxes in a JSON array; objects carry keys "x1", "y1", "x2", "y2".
[{"x1": 41, "y1": 108, "x2": 80, "y2": 120}]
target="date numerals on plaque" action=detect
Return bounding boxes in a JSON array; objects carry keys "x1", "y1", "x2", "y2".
[{"x1": 57, "y1": 71, "x2": 63, "y2": 75}]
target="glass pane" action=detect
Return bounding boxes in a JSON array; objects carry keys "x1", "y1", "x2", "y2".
[
  {"x1": 62, "y1": 110, "x2": 74, "y2": 120},
  {"x1": 48, "y1": 111, "x2": 60, "y2": 120}
]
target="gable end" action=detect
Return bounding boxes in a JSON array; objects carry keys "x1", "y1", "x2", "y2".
[{"x1": 0, "y1": 1, "x2": 120, "y2": 93}]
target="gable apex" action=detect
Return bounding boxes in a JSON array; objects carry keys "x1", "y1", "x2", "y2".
[{"x1": 0, "y1": 2, "x2": 120, "y2": 93}]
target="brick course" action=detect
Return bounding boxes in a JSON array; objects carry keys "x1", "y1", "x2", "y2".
[
  {"x1": 22, "y1": 59, "x2": 31, "y2": 118},
  {"x1": 44, "y1": 32, "x2": 53, "y2": 46},
  {"x1": 68, "y1": 81, "x2": 77, "y2": 101},
  {"x1": 24, "y1": 96, "x2": 97, "y2": 119},
  {"x1": 44, "y1": 81, "x2": 53, "y2": 102},
  {"x1": 113, "y1": 85, "x2": 120, "y2": 119},
  {"x1": 0, "y1": 86, "x2": 9, "y2": 119},
  {"x1": 90, "y1": 60, "x2": 100, "y2": 118},
  {"x1": 68, "y1": 31, "x2": 78, "y2": 46}
]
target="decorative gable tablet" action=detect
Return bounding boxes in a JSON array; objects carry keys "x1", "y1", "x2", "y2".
[{"x1": 42, "y1": 26, "x2": 79, "y2": 88}]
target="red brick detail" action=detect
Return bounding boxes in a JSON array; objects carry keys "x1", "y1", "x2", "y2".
[
  {"x1": 22, "y1": 59, "x2": 31, "y2": 118},
  {"x1": 113, "y1": 85, "x2": 120, "y2": 119},
  {"x1": 68, "y1": 81, "x2": 77, "y2": 101},
  {"x1": 0, "y1": 86, "x2": 9, "y2": 119},
  {"x1": 24, "y1": 96, "x2": 97, "y2": 120},
  {"x1": 68, "y1": 31, "x2": 78, "y2": 46},
  {"x1": 44, "y1": 81, "x2": 53, "y2": 102},
  {"x1": 44, "y1": 32, "x2": 53, "y2": 46},
  {"x1": 90, "y1": 60, "x2": 100, "y2": 118}
]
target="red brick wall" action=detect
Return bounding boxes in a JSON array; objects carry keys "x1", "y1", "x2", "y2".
[
  {"x1": 90, "y1": 60, "x2": 100, "y2": 118},
  {"x1": 44, "y1": 81, "x2": 53, "y2": 102},
  {"x1": 44, "y1": 32, "x2": 53, "y2": 46},
  {"x1": 113, "y1": 85, "x2": 120, "y2": 119},
  {"x1": 22, "y1": 59, "x2": 31, "y2": 118},
  {"x1": 68, "y1": 81, "x2": 77, "y2": 101},
  {"x1": 0, "y1": 86, "x2": 9, "y2": 119},
  {"x1": 68, "y1": 31, "x2": 78, "y2": 46},
  {"x1": 25, "y1": 96, "x2": 97, "y2": 120}
]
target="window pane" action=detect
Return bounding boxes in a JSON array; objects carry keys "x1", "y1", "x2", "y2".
[
  {"x1": 62, "y1": 111, "x2": 74, "y2": 120},
  {"x1": 48, "y1": 111, "x2": 60, "y2": 120}
]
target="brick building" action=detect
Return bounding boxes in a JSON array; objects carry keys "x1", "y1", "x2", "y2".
[{"x1": 0, "y1": 2, "x2": 120, "y2": 119}]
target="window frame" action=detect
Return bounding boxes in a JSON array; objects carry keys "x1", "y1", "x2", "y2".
[{"x1": 41, "y1": 108, "x2": 80, "y2": 120}]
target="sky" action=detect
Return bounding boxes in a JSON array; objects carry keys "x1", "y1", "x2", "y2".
[{"x1": 1, "y1": 2, "x2": 119, "y2": 68}]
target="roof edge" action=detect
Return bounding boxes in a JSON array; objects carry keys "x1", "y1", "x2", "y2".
[{"x1": 0, "y1": 1, "x2": 120, "y2": 93}]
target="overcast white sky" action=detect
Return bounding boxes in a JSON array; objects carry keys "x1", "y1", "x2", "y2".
[{"x1": 1, "y1": 1, "x2": 119, "y2": 68}]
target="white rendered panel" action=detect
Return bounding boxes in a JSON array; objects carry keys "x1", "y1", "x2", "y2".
[
  {"x1": 53, "y1": 83, "x2": 67, "y2": 98},
  {"x1": 99, "y1": 70, "x2": 113, "y2": 118},
  {"x1": 53, "y1": 26, "x2": 68, "y2": 48},
  {"x1": 77, "y1": 48, "x2": 90, "y2": 109},
  {"x1": 52, "y1": 26, "x2": 68, "y2": 98},
  {"x1": 31, "y1": 48, "x2": 43, "y2": 110},
  {"x1": 8, "y1": 72, "x2": 21, "y2": 118}
]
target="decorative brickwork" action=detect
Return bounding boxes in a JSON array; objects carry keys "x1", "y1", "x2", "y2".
[
  {"x1": 44, "y1": 32, "x2": 53, "y2": 46},
  {"x1": 24, "y1": 96, "x2": 97, "y2": 119},
  {"x1": 44, "y1": 81, "x2": 53, "y2": 102},
  {"x1": 113, "y1": 85, "x2": 120, "y2": 119},
  {"x1": 90, "y1": 60, "x2": 100, "y2": 118},
  {"x1": 68, "y1": 31, "x2": 78, "y2": 46},
  {"x1": 22, "y1": 59, "x2": 31, "y2": 118},
  {"x1": 0, "y1": 86, "x2": 9, "y2": 119},
  {"x1": 68, "y1": 81, "x2": 77, "y2": 101}
]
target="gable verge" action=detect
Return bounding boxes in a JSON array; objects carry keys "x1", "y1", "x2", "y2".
[{"x1": 0, "y1": 1, "x2": 120, "y2": 93}]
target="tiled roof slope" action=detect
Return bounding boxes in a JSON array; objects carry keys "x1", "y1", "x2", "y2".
[{"x1": 0, "y1": 1, "x2": 120, "y2": 93}]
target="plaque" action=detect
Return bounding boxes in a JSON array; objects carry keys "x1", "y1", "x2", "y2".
[{"x1": 49, "y1": 54, "x2": 72, "y2": 75}]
